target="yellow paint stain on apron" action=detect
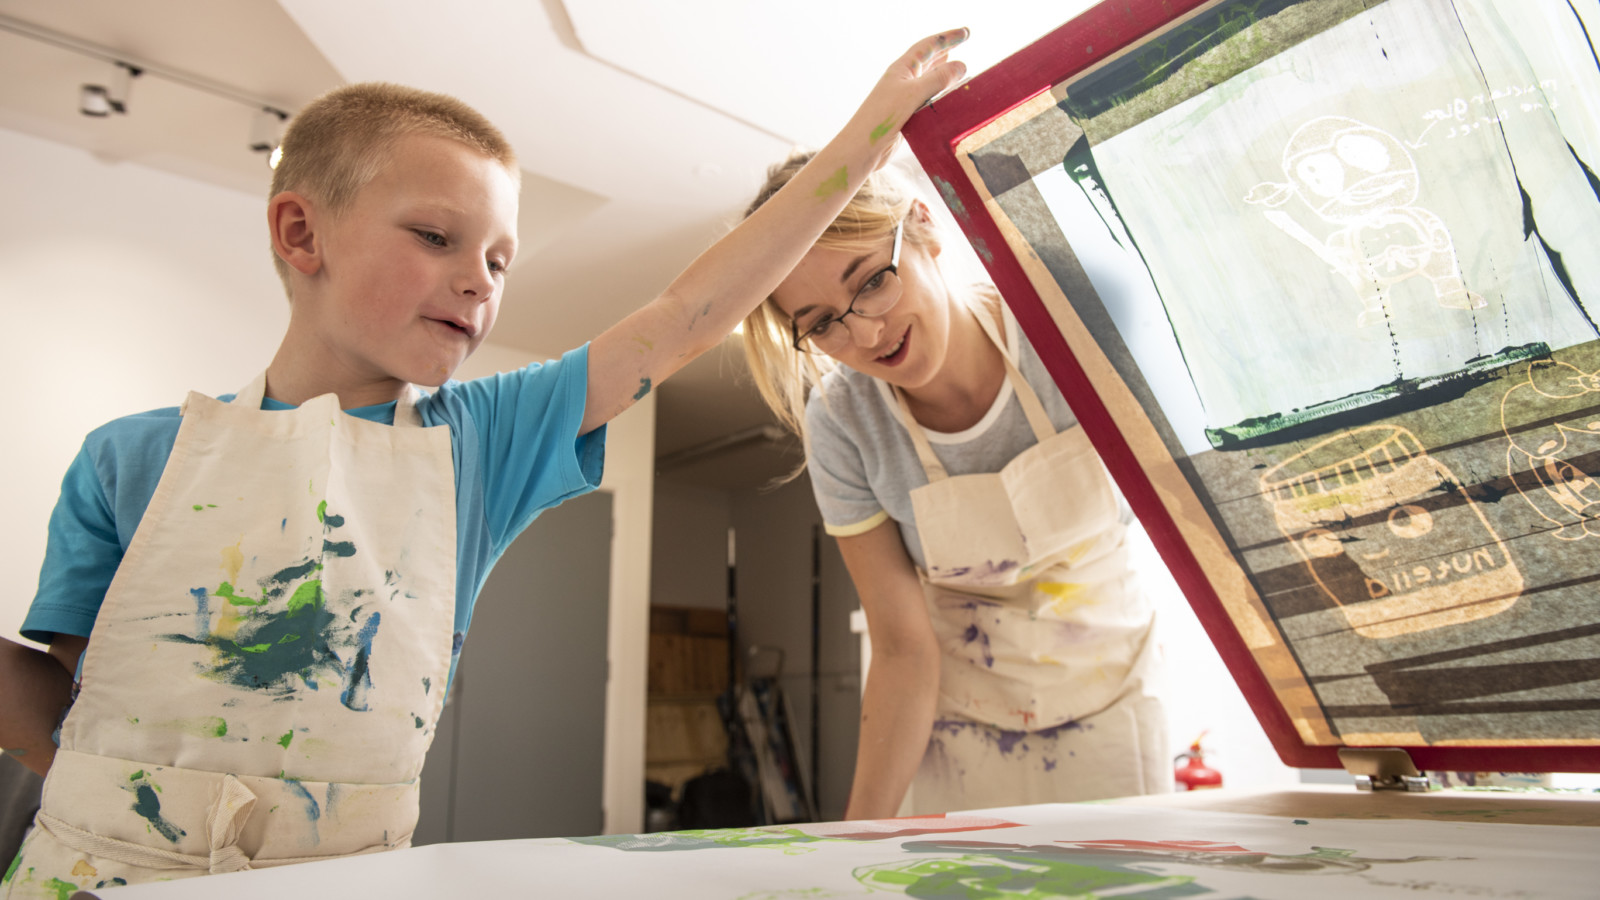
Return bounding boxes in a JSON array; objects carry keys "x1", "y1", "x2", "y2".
[
  {"x1": 1036, "y1": 580, "x2": 1096, "y2": 618},
  {"x1": 221, "y1": 540, "x2": 244, "y2": 584}
]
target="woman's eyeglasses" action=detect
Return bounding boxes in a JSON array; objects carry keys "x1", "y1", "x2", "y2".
[{"x1": 791, "y1": 223, "x2": 904, "y2": 355}]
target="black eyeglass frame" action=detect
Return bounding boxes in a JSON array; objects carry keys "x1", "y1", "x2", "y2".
[{"x1": 790, "y1": 222, "x2": 904, "y2": 354}]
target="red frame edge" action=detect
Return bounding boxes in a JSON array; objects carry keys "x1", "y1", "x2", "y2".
[{"x1": 902, "y1": 0, "x2": 1598, "y2": 774}]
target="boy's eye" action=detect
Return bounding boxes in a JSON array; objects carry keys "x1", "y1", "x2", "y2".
[{"x1": 415, "y1": 230, "x2": 447, "y2": 247}]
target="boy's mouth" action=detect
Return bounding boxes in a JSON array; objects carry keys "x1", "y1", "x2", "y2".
[{"x1": 428, "y1": 317, "x2": 474, "y2": 338}]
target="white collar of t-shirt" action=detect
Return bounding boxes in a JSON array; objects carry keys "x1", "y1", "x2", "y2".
[{"x1": 877, "y1": 302, "x2": 1020, "y2": 445}]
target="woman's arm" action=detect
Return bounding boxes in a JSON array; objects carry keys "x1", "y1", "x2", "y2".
[
  {"x1": 0, "y1": 635, "x2": 84, "y2": 777},
  {"x1": 580, "y1": 30, "x2": 968, "y2": 434},
  {"x1": 837, "y1": 520, "x2": 942, "y2": 820}
]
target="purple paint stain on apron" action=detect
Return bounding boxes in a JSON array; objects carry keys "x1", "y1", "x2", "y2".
[
  {"x1": 961, "y1": 624, "x2": 995, "y2": 667},
  {"x1": 1043, "y1": 757, "x2": 1058, "y2": 771}
]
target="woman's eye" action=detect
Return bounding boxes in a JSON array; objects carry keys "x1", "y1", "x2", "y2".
[
  {"x1": 860, "y1": 270, "x2": 888, "y2": 294},
  {"x1": 804, "y1": 315, "x2": 837, "y2": 337}
]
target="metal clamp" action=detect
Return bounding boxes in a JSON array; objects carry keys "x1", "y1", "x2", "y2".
[{"x1": 1338, "y1": 748, "x2": 1434, "y2": 792}]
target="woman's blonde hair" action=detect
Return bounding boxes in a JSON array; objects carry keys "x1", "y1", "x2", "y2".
[
  {"x1": 268, "y1": 82, "x2": 520, "y2": 296},
  {"x1": 741, "y1": 151, "x2": 985, "y2": 480}
]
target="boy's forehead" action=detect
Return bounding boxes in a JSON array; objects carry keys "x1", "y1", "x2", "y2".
[{"x1": 362, "y1": 135, "x2": 519, "y2": 228}]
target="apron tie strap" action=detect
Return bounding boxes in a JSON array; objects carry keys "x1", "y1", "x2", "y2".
[
  {"x1": 34, "y1": 774, "x2": 410, "y2": 875},
  {"x1": 204, "y1": 774, "x2": 258, "y2": 874}
]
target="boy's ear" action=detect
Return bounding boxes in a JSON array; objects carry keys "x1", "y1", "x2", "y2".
[
  {"x1": 909, "y1": 199, "x2": 942, "y2": 258},
  {"x1": 268, "y1": 191, "x2": 322, "y2": 277}
]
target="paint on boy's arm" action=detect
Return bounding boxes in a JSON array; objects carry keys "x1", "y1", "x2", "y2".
[
  {"x1": 633, "y1": 377, "x2": 652, "y2": 401},
  {"x1": 631, "y1": 334, "x2": 654, "y2": 353},
  {"x1": 870, "y1": 114, "x2": 897, "y2": 143},
  {"x1": 815, "y1": 166, "x2": 848, "y2": 199},
  {"x1": 685, "y1": 300, "x2": 713, "y2": 331}
]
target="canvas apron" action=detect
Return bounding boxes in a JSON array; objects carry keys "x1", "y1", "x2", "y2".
[
  {"x1": 4, "y1": 374, "x2": 455, "y2": 897},
  {"x1": 893, "y1": 312, "x2": 1166, "y2": 815}
]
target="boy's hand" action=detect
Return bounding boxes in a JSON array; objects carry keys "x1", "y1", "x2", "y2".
[
  {"x1": 846, "y1": 28, "x2": 970, "y2": 174},
  {"x1": 577, "y1": 29, "x2": 968, "y2": 435}
]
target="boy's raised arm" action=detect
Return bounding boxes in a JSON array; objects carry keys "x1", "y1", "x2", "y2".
[{"x1": 580, "y1": 30, "x2": 968, "y2": 435}]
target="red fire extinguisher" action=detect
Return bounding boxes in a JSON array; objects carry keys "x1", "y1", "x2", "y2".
[{"x1": 1174, "y1": 731, "x2": 1223, "y2": 791}]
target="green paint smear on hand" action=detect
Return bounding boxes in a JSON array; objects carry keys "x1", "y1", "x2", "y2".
[
  {"x1": 632, "y1": 334, "x2": 654, "y2": 352},
  {"x1": 814, "y1": 166, "x2": 848, "y2": 199},
  {"x1": 215, "y1": 581, "x2": 265, "y2": 607},
  {"x1": 278, "y1": 730, "x2": 294, "y2": 749},
  {"x1": 633, "y1": 378, "x2": 652, "y2": 401},
  {"x1": 870, "y1": 114, "x2": 897, "y2": 143}
]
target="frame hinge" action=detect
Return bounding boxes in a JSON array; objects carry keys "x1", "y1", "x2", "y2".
[{"x1": 1338, "y1": 748, "x2": 1435, "y2": 792}]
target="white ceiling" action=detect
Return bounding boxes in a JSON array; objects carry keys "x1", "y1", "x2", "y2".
[{"x1": 0, "y1": 0, "x2": 1097, "y2": 489}]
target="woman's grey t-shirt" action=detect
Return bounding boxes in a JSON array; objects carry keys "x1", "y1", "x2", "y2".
[{"x1": 805, "y1": 305, "x2": 1104, "y2": 571}]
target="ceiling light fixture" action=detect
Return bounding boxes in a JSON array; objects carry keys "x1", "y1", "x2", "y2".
[
  {"x1": 2, "y1": 12, "x2": 298, "y2": 158},
  {"x1": 80, "y1": 61, "x2": 141, "y2": 117},
  {"x1": 249, "y1": 107, "x2": 289, "y2": 153}
]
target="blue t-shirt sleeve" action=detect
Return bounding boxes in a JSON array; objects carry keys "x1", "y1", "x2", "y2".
[
  {"x1": 22, "y1": 448, "x2": 125, "y2": 644},
  {"x1": 442, "y1": 343, "x2": 606, "y2": 556}
]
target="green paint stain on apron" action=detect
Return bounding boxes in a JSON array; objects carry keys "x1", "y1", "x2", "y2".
[
  {"x1": 2, "y1": 851, "x2": 21, "y2": 884},
  {"x1": 279, "y1": 730, "x2": 294, "y2": 748},
  {"x1": 215, "y1": 581, "x2": 265, "y2": 607},
  {"x1": 43, "y1": 877, "x2": 76, "y2": 900},
  {"x1": 287, "y1": 580, "x2": 323, "y2": 615}
]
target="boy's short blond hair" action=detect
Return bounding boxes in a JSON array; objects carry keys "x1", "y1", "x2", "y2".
[{"x1": 269, "y1": 82, "x2": 520, "y2": 295}]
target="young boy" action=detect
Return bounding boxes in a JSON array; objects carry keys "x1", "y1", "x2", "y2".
[{"x1": 0, "y1": 31, "x2": 966, "y2": 896}]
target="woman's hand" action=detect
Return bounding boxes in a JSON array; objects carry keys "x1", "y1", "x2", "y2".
[{"x1": 842, "y1": 29, "x2": 970, "y2": 175}]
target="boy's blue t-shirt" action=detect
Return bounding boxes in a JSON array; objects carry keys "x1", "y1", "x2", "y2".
[{"x1": 20, "y1": 345, "x2": 606, "y2": 689}]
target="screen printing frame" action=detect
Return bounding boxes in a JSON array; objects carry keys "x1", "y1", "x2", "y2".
[{"x1": 903, "y1": 0, "x2": 1600, "y2": 771}]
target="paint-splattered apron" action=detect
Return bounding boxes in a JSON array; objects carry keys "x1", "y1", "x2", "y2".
[
  {"x1": 893, "y1": 312, "x2": 1166, "y2": 815},
  {"x1": 4, "y1": 373, "x2": 455, "y2": 896}
]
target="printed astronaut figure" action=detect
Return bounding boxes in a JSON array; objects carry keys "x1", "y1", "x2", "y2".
[
  {"x1": 1247, "y1": 115, "x2": 1485, "y2": 327},
  {"x1": 1503, "y1": 359, "x2": 1600, "y2": 540}
]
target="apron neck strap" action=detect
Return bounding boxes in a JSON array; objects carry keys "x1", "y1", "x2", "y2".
[
  {"x1": 890, "y1": 303, "x2": 1057, "y2": 484},
  {"x1": 229, "y1": 372, "x2": 423, "y2": 428},
  {"x1": 972, "y1": 306, "x2": 1056, "y2": 444}
]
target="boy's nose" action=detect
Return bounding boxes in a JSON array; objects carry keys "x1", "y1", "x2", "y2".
[{"x1": 455, "y1": 261, "x2": 496, "y2": 300}]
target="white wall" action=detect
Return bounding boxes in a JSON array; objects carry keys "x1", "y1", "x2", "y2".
[{"x1": 0, "y1": 124, "x2": 653, "y2": 833}]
